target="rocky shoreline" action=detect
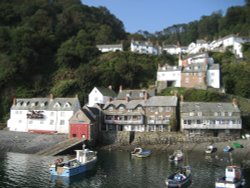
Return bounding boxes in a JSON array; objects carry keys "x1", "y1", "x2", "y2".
[{"x1": 0, "y1": 130, "x2": 249, "y2": 158}]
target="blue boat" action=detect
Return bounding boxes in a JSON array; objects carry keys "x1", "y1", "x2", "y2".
[
  {"x1": 165, "y1": 166, "x2": 192, "y2": 187},
  {"x1": 223, "y1": 145, "x2": 234, "y2": 153},
  {"x1": 49, "y1": 147, "x2": 97, "y2": 177},
  {"x1": 131, "y1": 147, "x2": 151, "y2": 158}
]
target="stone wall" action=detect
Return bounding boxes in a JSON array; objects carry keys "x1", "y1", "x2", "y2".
[{"x1": 99, "y1": 131, "x2": 241, "y2": 145}]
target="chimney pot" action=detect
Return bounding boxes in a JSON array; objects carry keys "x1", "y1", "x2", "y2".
[
  {"x1": 13, "y1": 97, "x2": 16, "y2": 106},
  {"x1": 119, "y1": 85, "x2": 123, "y2": 92}
]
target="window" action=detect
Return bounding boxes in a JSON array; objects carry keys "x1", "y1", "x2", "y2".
[
  {"x1": 50, "y1": 112, "x2": 54, "y2": 116},
  {"x1": 60, "y1": 120, "x2": 65, "y2": 125},
  {"x1": 197, "y1": 112, "x2": 202, "y2": 116},
  {"x1": 18, "y1": 120, "x2": 22, "y2": 123},
  {"x1": 94, "y1": 97, "x2": 98, "y2": 102},
  {"x1": 108, "y1": 106, "x2": 114, "y2": 111},
  {"x1": 50, "y1": 120, "x2": 54, "y2": 125},
  {"x1": 61, "y1": 112, "x2": 65, "y2": 116},
  {"x1": 40, "y1": 121, "x2": 44, "y2": 124}
]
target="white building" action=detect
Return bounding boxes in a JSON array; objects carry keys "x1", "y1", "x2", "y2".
[
  {"x1": 96, "y1": 44, "x2": 123, "y2": 53},
  {"x1": 183, "y1": 52, "x2": 214, "y2": 65},
  {"x1": 7, "y1": 95, "x2": 81, "y2": 134},
  {"x1": 157, "y1": 52, "x2": 220, "y2": 91},
  {"x1": 187, "y1": 40, "x2": 209, "y2": 54},
  {"x1": 157, "y1": 65, "x2": 182, "y2": 87},
  {"x1": 162, "y1": 45, "x2": 187, "y2": 55},
  {"x1": 88, "y1": 86, "x2": 117, "y2": 107},
  {"x1": 209, "y1": 34, "x2": 250, "y2": 58},
  {"x1": 207, "y1": 64, "x2": 220, "y2": 89},
  {"x1": 130, "y1": 40, "x2": 161, "y2": 55}
]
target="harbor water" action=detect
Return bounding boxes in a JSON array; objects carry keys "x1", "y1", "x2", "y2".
[{"x1": 0, "y1": 149, "x2": 250, "y2": 188}]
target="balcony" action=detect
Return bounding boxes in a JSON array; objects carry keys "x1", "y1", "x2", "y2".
[
  {"x1": 182, "y1": 124, "x2": 241, "y2": 129},
  {"x1": 148, "y1": 120, "x2": 170, "y2": 124},
  {"x1": 104, "y1": 119, "x2": 143, "y2": 125}
]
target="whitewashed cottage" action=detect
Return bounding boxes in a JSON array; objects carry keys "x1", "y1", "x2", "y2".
[
  {"x1": 88, "y1": 86, "x2": 117, "y2": 107},
  {"x1": 7, "y1": 94, "x2": 81, "y2": 134}
]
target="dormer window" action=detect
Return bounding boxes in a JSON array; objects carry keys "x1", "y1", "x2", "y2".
[
  {"x1": 108, "y1": 106, "x2": 114, "y2": 111},
  {"x1": 64, "y1": 102, "x2": 71, "y2": 108},
  {"x1": 54, "y1": 102, "x2": 61, "y2": 108}
]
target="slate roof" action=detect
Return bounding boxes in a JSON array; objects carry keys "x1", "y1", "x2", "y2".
[
  {"x1": 180, "y1": 102, "x2": 240, "y2": 113},
  {"x1": 117, "y1": 89, "x2": 155, "y2": 100},
  {"x1": 96, "y1": 87, "x2": 117, "y2": 97},
  {"x1": 158, "y1": 66, "x2": 182, "y2": 72},
  {"x1": 103, "y1": 100, "x2": 145, "y2": 110},
  {"x1": 208, "y1": 64, "x2": 220, "y2": 70},
  {"x1": 12, "y1": 97, "x2": 80, "y2": 111},
  {"x1": 145, "y1": 96, "x2": 178, "y2": 107},
  {"x1": 96, "y1": 44, "x2": 123, "y2": 49},
  {"x1": 182, "y1": 63, "x2": 207, "y2": 73}
]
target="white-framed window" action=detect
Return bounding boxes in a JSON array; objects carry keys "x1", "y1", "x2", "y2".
[
  {"x1": 40, "y1": 121, "x2": 44, "y2": 124},
  {"x1": 18, "y1": 120, "x2": 22, "y2": 123},
  {"x1": 50, "y1": 112, "x2": 54, "y2": 116},
  {"x1": 50, "y1": 120, "x2": 54, "y2": 125},
  {"x1": 29, "y1": 120, "x2": 33, "y2": 124},
  {"x1": 61, "y1": 112, "x2": 65, "y2": 116}
]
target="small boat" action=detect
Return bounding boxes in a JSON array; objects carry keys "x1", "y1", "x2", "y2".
[
  {"x1": 131, "y1": 147, "x2": 151, "y2": 158},
  {"x1": 165, "y1": 165, "x2": 192, "y2": 187},
  {"x1": 233, "y1": 142, "x2": 244, "y2": 149},
  {"x1": 223, "y1": 145, "x2": 234, "y2": 153},
  {"x1": 215, "y1": 165, "x2": 245, "y2": 188},
  {"x1": 205, "y1": 145, "x2": 217, "y2": 154},
  {"x1": 169, "y1": 150, "x2": 184, "y2": 162},
  {"x1": 49, "y1": 146, "x2": 97, "y2": 177}
]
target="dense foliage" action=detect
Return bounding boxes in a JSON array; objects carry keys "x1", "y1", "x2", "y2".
[{"x1": 0, "y1": 0, "x2": 250, "y2": 123}]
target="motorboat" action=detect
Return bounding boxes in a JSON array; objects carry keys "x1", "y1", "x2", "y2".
[
  {"x1": 49, "y1": 146, "x2": 97, "y2": 177},
  {"x1": 205, "y1": 145, "x2": 217, "y2": 154},
  {"x1": 131, "y1": 147, "x2": 151, "y2": 158},
  {"x1": 165, "y1": 165, "x2": 192, "y2": 187},
  {"x1": 169, "y1": 150, "x2": 184, "y2": 162},
  {"x1": 215, "y1": 165, "x2": 245, "y2": 188}
]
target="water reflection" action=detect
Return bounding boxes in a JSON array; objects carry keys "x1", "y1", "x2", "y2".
[{"x1": 0, "y1": 150, "x2": 249, "y2": 188}]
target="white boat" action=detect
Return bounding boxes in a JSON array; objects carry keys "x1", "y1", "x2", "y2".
[
  {"x1": 205, "y1": 145, "x2": 217, "y2": 154},
  {"x1": 49, "y1": 146, "x2": 97, "y2": 177},
  {"x1": 215, "y1": 165, "x2": 245, "y2": 188},
  {"x1": 131, "y1": 147, "x2": 151, "y2": 158},
  {"x1": 169, "y1": 150, "x2": 184, "y2": 162}
]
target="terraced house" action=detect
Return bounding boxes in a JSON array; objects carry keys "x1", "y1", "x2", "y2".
[
  {"x1": 102, "y1": 89, "x2": 178, "y2": 132},
  {"x1": 180, "y1": 98, "x2": 242, "y2": 137}
]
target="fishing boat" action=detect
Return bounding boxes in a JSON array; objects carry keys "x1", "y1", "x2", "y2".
[
  {"x1": 169, "y1": 150, "x2": 184, "y2": 162},
  {"x1": 232, "y1": 142, "x2": 244, "y2": 149},
  {"x1": 49, "y1": 146, "x2": 97, "y2": 177},
  {"x1": 215, "y1": 165, "x2": 245, "y2": 188},
  {"x1": 205, "y1": 145, "x2": 217, "y2": 154},
  {"x1": 223, "y1": 145, "x2": 234, "y2": 153},
  {"x1": 131, "y1": 147, "x2": 151, "y2": 158},
  {"x1": 165, "y1": 165, "x2": 192, "y2": 187}
]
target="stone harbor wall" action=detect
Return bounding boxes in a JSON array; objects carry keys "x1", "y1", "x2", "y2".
[{"x1": 99, "y1": 131, "x2": 241, "y2": 145}]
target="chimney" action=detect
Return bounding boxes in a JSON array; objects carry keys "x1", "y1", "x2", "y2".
[
  {"x1": 75, "y1": 94, "x2": 78, "y2": 98},
  {"x1": 180, "y1": 95, "x2": 184, "y2": 102},
  {"x1": 13, "y1": 97, "x2": 16, "y2": 106},
  {"x1": 126, "y1": 93, "x2": 130, "y2": 102},
  {"x1": 144, "y1": 91, "x2": 148, "y2": 101},
  {"x1": 119, "y1": 85, "x2": 123, "y2": 92},
  {"x1": 232, "y1": 98, "x2": 238, "y2": 107},
  {"x1": 49, "y1": 93, "x2": 53, "y2": 100},
  {"x1": 108, "y1": 85, "x2": 112, "y2": 90}
]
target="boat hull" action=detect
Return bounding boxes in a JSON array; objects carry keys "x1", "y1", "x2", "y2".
[
  {"x1": 215, "y1": 178, "x2": 245, "y2": 188},
  {"x1": 50, "y1": 157, "x2": 97, "y2": 177}
]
